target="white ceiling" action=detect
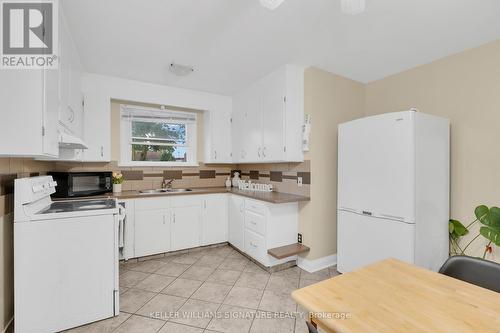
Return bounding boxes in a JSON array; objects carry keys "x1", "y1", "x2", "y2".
[{"x1": 63, "y1": 0, "x2": 500, "y2": 95}]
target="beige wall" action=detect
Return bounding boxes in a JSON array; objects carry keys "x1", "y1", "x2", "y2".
[
  {"x1": 365, "y1": 40, "x2": 500, "y2": 260},
  {"x1": 299, "y1": 68, "x2": 365, "y2": 260}
]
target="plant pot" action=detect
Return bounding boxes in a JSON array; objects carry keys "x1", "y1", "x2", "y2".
[{"x1": 113, "y1": 184, "x2": 122, "y2": 193}]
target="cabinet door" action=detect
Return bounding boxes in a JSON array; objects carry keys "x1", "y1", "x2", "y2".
[
  {"x1": 134, "y1": 209, "x2": 170, "y2": 257},
  {"x1": 261, "y1": 69, "x2": 285, "y2": 161},
  {"x1": 228, "y1": 195, "x2": 245, "y2": 251},
  {"x1": 211, "y1": 109, "x2": 232, "y2": 162},
  {"x1": 171, "y1": 206, "x2": 202, "y2": 251},
  {"x1": 81, "y1": 76, "x2": 111, "y2": 162},
  {"x1": 233, "y1": 84, "x2": 262, "y2": 162},
  {"x1": 202, "y1": 195, "x2": 228, "y2": 245}
]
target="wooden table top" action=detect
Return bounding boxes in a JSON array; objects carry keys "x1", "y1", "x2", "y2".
[{"x1": 292, "y1": 258, "x2": 500, "y2": 333}]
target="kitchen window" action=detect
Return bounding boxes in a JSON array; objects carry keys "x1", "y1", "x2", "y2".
[{"x1": 120, "y1": 105, "x2": 197, "y2": 166}]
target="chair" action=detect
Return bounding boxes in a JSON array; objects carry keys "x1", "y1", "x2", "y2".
[
  {"x1": 306, "y1": 321, "x2": 318, "y2": 333},
  {"x1": 439, "y1": 255, "x2": 500, "y2": 292}
]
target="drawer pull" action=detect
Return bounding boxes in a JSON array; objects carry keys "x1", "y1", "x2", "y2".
[
  {"x1": 250, "y1": 220, "x2": 257, "y2": 225},
  {"x1": 250, "y1": 242, "x2": 258, "y2": 248}
]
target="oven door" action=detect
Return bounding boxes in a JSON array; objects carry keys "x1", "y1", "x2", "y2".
[{"x1": 69, "y1": 173, "x2": 112, "y2": 197}]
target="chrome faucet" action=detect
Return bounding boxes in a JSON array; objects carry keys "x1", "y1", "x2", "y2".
[{"x1": 162, "y1": 179, "x2": 174, "y2": 189}]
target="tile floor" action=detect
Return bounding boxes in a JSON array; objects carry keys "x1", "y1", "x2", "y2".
[{"x1": 65, "y1": 245, "x2": 339, "y2": 333}]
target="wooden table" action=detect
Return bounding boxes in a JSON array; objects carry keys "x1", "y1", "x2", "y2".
[{"x1": 292, "y1": 258, "x2": 500, "y2": 333}]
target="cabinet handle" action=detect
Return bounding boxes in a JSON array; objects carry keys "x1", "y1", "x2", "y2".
[
  {"x1": 262, "y1": 147, "x2": 267, "y2": 158},
  {"x1": 214, "y1": 150, "x2": 217, "y2": 160},
  {"x1": 257, "y1": 147, "x2": 261, "y2": 158},
  {"x1": 250, "y1": 242, "x2": 258, "y2": 248},
  {"x1": 163, "y1": 215, "x2": 166, "y2": 225},
  {"x1": 173, "y1": 212, "x2": 176, "y2": 223},
  {"x1": 250, "y1": 220, "x2": 257, "y2": 225},
  {"x1": 68, "y1": 107, "x2": 75, "y2": 123},
  {"x1": 100, "y1": 146, "x2": 104, "y2": 157}
]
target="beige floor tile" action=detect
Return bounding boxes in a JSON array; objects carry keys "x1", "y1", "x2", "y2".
[
  {"x1": 136, "y1": 294, "x2": 187, "y2": 320},
  {"x1": 227, "y1": 251, "x2": 248, "y2": 261},
  {"x1": 194, "y1": 254, "x2": 226, "y2": 267},
  {"x1": 114, "y1": 315, "x2": 165, "y2": 333},
  {"x1": 191, "y1": 282, "x2": 232, "y2": 303},
  {"x1": 265, "y1": 276, "x2": 299, "y2": 295},
  {"x1": 223, "y1": 286, "x2": 263, "y2": 309},
  {"x1": 161, "y1": 278, "x2": 204, "y2": 298},
  {"x1": 180, "y1": 265, "x2": 216, "y2": 281},
  {"x1": 207, "y1": 246, "x2": 233, "y2": 257},
  {"x1": 206, "y1": 269, "x2": 242, "y2": 286},
  {"x1": 271, "y1": 267, "x2": 301, "y2": 279},
  {"x1": 120, "y1": 270, "x2": 150, "y2": 288},
  {"x1": 294, "y1": 317, "x2": 309, "y2": 333},
  {"x1": 127, "y1": 260, "x2": 168, "y2": 274},
  {"x1": 134, "y1": 274, "x2": 176, "y2": 293},
  {"x1": 120, "y1": 289, "x2": 157, "y2": 313},
  {"x1": 155, "y1": 262, "x2": 191, "y2": 277},
  {"x1": 206, "y1": 304, "x2": 256, "y2": 333},
  {"x1": 250, "y1": 311, "x2": 295, "y2": 333},
  {"x1": 219, "y1": 258, "x2": 249, "y2": 271},
  {"x1": 235, "y1": 271, "x2": 270, "y2": 290},
  {"x1": 299, "y1": 268, "x2": 330, "y2": 282},
  {"x1": 170, "y1": 299, "x2": 221, "y2": 329},
  {"x1": 244, "y1": 262, "x2": 268, "y2": 274},
  {"x1": 157, "y1": 322, "x2": 203, "y2": 333},
  {"x1": 170, "y1": 253, "x2": 203, "y2": 265},
  {"x1": 64, "y1": 312, "x2": 131, "y2": 333},
  {"x1": 258, "y1": 290, "x2": 297, "y2": 313},
  {"x1": 329, "y1": 266, "x2": 340, "y2": 277},
  {"x1": 298, "y1": 278, "x2": 319, "y2": 289}
]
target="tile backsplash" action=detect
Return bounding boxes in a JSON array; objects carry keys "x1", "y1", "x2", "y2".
[{"x1": 0, "y1": 158, "x2": 310, "y2": 198}]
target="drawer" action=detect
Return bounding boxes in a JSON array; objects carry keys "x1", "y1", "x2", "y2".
[
  {"x1": 245, "y1": 199, "x2": 268, "y2": 216},
  {"x1": 245, "y1": 210, "x2": 265, "y2": 236},
  {"x1": 244, "y1": 229, "x2": 266, "y2": 263},
  {"x1": 134, "y1": 197, "x2": 170, "y2": 211}
]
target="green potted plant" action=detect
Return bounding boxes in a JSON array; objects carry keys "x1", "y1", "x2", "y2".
[
  {"x1": 449, "y1": 205, "x2": 500, "y2": 258},
  {"x1": 112, "y1": 172, "x2": 124, "y2": 193}
]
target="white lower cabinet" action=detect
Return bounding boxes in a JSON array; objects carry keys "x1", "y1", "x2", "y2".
[
  {"x1": 228, "y1": 195, "x2": 245, "y2": 252},
  {"x1": 130, "y1": 193, "x2": 299, "y2": 267},
  {"x1": 134, "y1": 209, "x2": 171, "y2": 257},
  {"x1": 171, "y1": 206, "x2": 202, "y2": 251},
  {"x1": 202, "y1": 194, "x2": 228, "y2": 245}
]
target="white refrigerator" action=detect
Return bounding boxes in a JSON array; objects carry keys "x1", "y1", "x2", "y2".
[{"x1": 337, "y1": 110, "x2": 450, "y2": 273}]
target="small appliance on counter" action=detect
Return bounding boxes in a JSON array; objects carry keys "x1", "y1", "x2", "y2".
[{"x1": 49, "y1": 171, "x2": 112, "y2": 198}]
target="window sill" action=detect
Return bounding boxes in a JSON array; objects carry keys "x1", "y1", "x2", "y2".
[{"x1": 118, "y1": 162, "x2": 200, "y2": 167}]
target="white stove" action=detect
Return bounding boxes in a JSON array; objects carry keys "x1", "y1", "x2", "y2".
[{"x1": 14, "y1": 176, "x2": 120, "y2": 333}]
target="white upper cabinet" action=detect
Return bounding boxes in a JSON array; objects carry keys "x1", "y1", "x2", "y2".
[
  {"x1": 232, "y1": 65, "x2": 304, "y2": 163},
  {"x1": 204, "y1": 109, "x2": 232, "y2": 163},
  {"x1": 58, "y1": 10, "x2": 83, "y2": 138},
  {"x1": 80, "y1": 75, "x2": 111, "y2": 162}
]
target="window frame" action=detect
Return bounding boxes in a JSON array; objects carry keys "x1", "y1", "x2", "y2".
[{"x1": 119, "y1": 105, "x2": 198, "y2": 167}]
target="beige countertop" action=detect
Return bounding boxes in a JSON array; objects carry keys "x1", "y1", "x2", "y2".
[{"x1": 56, "y1": 187, "x2": 310, "y2": 204}]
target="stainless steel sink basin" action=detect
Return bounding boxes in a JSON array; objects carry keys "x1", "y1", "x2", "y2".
[{"x1": 139, "y1": 188, "x2": 193, "y2": 194}]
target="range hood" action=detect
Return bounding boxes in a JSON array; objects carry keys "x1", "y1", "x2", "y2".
[{"x1": 59, "y1": 132, "x2": 88, "y2": 149}]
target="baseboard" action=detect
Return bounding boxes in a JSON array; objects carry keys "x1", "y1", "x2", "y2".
[
  {"x1": 297, "y1": 254, "x2": 337, "y2": 273},
  {"x1": 2, "y1": 316, "x2": 13, "y2": 333}
]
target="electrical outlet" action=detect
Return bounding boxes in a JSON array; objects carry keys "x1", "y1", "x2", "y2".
[
  {"x1": 297, "y1": 177, "x2": 303, "y2": 187},
  {"x1": 298, "y1": 233, "x2": 303, "y2": 243}
]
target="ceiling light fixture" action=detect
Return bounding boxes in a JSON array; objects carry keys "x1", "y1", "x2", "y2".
[
  {"x1": 259, "y1": 0, "x2": 285, "y2": 10},
  {"x1": 169, "y1": 63, "x2": 194, "y2": 76},
  {"x1": 341, "y1": 0, "x2": 366, "y2": 15}
]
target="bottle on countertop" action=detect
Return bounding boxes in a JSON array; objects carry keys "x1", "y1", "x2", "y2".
[
  {"x1": 232, "y1": 172, "x2": 241, "y2": 187},
  {"x1": 225, "y1": 177, "x2": 232, "y2": 188}
]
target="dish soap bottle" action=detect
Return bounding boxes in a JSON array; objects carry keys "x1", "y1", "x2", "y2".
[{"x1": 225, "y1": 177, "x2": 231, "y2": 188}]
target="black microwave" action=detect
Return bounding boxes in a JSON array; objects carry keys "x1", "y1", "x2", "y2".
[{"x1": 48, "y1": 172, "x2": 113, "y2": 198}]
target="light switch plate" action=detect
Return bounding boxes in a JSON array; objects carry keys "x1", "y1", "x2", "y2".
[{"x1": 297, "y1": 177, "x2": 303, "y2": 187}]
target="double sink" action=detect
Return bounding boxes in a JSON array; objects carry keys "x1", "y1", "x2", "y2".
[{"x1": 139, "y1": 188, "x2": 193, "y2": 195}]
